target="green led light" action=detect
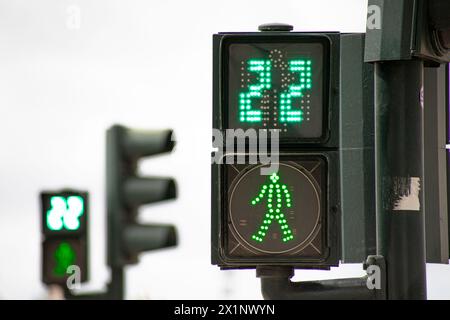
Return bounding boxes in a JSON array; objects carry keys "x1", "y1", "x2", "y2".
[
  {"x1": 278, "y1": 59, "x2": 313, "y2": 123},
  {"x1": 53, "y1": 242, "x2": 76, "y2": 277},
  {"x1": 246, "y1": 117, "x2": 262, "y2": 122},
  {"x1": 238, "y1": 59, "x2": 271, "y2": 123},
  {"x1": 47, "y1": 196, "x2": 84, "y2": 231}
]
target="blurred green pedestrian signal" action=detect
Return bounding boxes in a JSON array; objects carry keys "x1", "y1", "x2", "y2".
[
  {"x1": 53, "y1": 242, "x2": 76, "y2": 276},
  {"x1": 46, "y1": 196, "x2": 84, "y2": 231},
  {"x1": 42, "y1": 238, "x2": 87, "y2": 284},
  {"x1": 41, "y1": 190, "x2": 88, "y2": 285}
]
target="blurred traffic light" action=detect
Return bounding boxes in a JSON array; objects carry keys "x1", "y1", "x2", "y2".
[
  {"x1": 41, "y1": 190, "x2": 88, "y2": 285},
  {"x1": 211, "y1": 26, "x2": 340, "y2": 269},
  {"x1": 106, "y1": 125, "x2": 177, "y2": 298},
  {"x1": 428, "y1": 0, "x2": 450, "y2": 52},
  {"x1": 365, "y1": 0, "x2": 450, "y2": 64}
]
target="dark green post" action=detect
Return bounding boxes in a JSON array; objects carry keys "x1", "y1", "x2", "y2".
[
  {"x1": 374, "y1": 61, "x2": 426, "y2": 299},
  {"x1": 366, "y1": 0, "x2": 450, "y2": 299}
]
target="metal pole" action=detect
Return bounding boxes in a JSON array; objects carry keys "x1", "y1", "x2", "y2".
[
  {"x1": 108, "y1": 267, "x2": 124, "y2": 300},
  {"x1": 374, "y1": 60, "x2": 427, "y2": 299}
]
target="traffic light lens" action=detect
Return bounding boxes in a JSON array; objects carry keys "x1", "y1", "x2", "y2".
[
  {"x1": 46, "y1": 196, "x2": 84, "y2": 231},
  {"x1": 53, "y1": 242, "x2": 76, "y2": 277},
  {"x1": 226, "y1": 158, "x2": 326, "y2": 256},
  {"x1": 225, "y1": 38, "x2": 328, "y2": 139},
  {"x1": 42, "y1": 238, "x2": 86, "y2": 284}
]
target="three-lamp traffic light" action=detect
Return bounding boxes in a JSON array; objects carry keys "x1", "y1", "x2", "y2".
[
  {"x1": 106, "y1": 125, "x2": 177, "y2": 269},
  {"x1": 41, "y1": 190, "x2": 88, "y2": 285}
]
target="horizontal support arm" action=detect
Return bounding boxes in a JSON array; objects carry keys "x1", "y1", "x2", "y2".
[{"x1": 257, "y1": 256, "x2": 385, "y2": 300}]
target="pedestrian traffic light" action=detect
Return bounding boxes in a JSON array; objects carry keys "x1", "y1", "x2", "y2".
[
  {"x1": 212, "y1": 25, "x2": 340, "y2": 269},
  {"x1": 41, "y1": 190, "x2": 88, "y2": 285},
  {"x1": 106, "y1": 125, "x2": 177, "y2": 268}
]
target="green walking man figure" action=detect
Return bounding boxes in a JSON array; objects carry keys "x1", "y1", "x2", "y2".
[
  {"x1": 250, "y1": 172, "x2": 294, "y2": 243},
  {"x1": 54, "y1": 242, "x2": 76, "y2": 277}
]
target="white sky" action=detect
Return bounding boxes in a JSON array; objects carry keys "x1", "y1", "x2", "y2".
[{"x1": 1, "y1": 0, "x2": 450, "y2": 300}]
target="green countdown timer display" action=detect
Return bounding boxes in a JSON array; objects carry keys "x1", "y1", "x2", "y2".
[
  {"x1": 41, "y1": 191, "x2": 87, "y2": 235},
  {"x1": 47, "y1": 196, "x2": 84, "y2": 231},
  {"x1": 226, "y1": 158, "x2": 326, "y2": 257},
  {"x1": 225, "y1": 38, "x2": 328, "y2": 139}
]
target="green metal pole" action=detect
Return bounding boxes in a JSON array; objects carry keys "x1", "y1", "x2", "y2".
[{"x1": 374, "y1": 60, "x2": 427, "y2": 299}]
